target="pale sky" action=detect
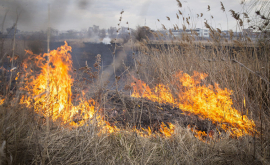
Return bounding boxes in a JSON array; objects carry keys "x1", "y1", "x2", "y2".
[{"x1": 0, "y1": 0, "x2": 255, "y2": 32}]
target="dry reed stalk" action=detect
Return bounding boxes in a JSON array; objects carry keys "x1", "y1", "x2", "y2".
[{"x1": 0, "y1": 1, "x2": 270, "y2": 164}]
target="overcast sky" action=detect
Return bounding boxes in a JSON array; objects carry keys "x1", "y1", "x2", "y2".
[{"x1": 0, "y1": 0, "x2": 254, "y2": 32}]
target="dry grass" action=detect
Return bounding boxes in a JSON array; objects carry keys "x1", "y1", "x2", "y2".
[
  {"x1": 124, "y1": 18, "x2": 270, "y2": 164},
  {"x1": 0, "y1": 104, "x2": 265, "y2": 164},
  {"x1": 0, "y1": 38, "x2": 269, "y2": 165},
  {"x1": 0, "y1": 2, "x2": 270, "y2": 165}
]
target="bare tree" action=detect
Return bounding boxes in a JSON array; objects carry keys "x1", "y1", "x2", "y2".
[
  {"x1": 108, "y1": 27, "x2": 117, "y2": 38},
  {"x1": 133, "y1": 26, "x2": 153, "y2": 42},
  {"x1": 93, "y1": 25, "x2": 99, "y2": 34},
  {"x1": 99, "y1": 29, "x2": 106, "y2": 39}
]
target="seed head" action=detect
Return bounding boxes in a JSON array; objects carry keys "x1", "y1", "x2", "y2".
[
  {"x1": 220, "y1": 2, "x2": 225, "y2": 12},
  {"x1": 176, "y1": 0, "x2": 182, "y2": 8}
]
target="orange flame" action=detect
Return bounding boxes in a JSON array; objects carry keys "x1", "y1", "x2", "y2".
[
  {"x1": 7, "y1": 41, "x2": 256, "y2": 140},
  {"x1": 15, "y1": 42, "x2": 176, "y2": 137},
  {"x1": 0, "y1": 98, "x2": 4, "y2": 105},
  {"x1": 160, "y1": 122, "x2": 175, "y2": 137},
  {"x1": 131, "y1": 71, "x2": 256, "y2": 138},
  {"x1": 19, "y1": 42, "x2": 116, "y2": 134}
]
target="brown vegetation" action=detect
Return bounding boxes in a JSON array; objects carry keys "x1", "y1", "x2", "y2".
[{"x1": 0, "y1": 1, "x2": 269, "y2": 165}]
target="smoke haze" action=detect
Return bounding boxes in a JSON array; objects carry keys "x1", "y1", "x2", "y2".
[{"x1": 0, "y1": 0, "x2": 247, "y2": 32}]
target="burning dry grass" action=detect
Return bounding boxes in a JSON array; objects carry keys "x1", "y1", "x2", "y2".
[
  {"x1": 131, "y1": 71, "x2": 256, "y2": 138},
  {"x1": 0, "y1": 3, "x2": 270, "y2": 165},
  {"x1": 0, "y1": 39, "x2": 269, "y2": 164},
  {"x1": 0, "y1": 104, "x2": 264, "y2": 164},
  {"x1": 125, "y1": 25, "x2": 270, "y2": 164}
]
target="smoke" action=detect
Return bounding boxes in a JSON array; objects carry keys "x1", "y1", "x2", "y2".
[
  {"x1": 102, "y1": 37, "x2": 111, "y2": 44},
  {"x1": 0, "y1": 0, "x2": 93, "y2": 32},
  {"x1": 0, "y1": 0, "x2": 32, "y2": 32},
  {"x1": 100, "y1": 50, "x2": 127, "y2": 86},
  {"x1": 78, "y1": 0, "x2": 92, "y2": 10}
]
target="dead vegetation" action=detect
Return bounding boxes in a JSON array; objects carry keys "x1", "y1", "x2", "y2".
[{"x1": 0, "y1": 1, "x2": 270, "y2": 165}]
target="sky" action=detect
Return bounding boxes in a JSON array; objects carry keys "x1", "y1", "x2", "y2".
[{"x1": 0, "y1": 0, "x2": 255, "y2": 32}]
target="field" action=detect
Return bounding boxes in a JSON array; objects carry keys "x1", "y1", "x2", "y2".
[{"x1": 0, "y1": 4, "x2": 270, "y2": 165}]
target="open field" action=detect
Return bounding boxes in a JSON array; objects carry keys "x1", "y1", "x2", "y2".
[
  {"x1": 0, "y1": 32, "x2": 269, "y2": 164},
  {"x1": 0, "y1": 2, "x2": 270, "y2": 164}
]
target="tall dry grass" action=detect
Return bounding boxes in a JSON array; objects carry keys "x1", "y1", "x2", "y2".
[
  {"x1": 0, "y1": 1, "x2": 270, "y2": 165},
  {"x1": 0, "y1": 104, "x2": 266, "y2": 164},
  {"x1": 125, "y1": 5, "x2": 270, "y2": 164}
]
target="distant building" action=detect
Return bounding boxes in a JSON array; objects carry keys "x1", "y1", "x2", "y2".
[
  {"x1": 193, "y1": 28, "x2": 209, "y2": 38},
  {"x1": 170, "y1": 28, "x2": 209, "y2": 39},
  {"x1": 171, "y1": 29, "x2": 183, "y2": 37},
  {"x1": 120, "y1": 27, "x2": 129, "y2": 33},
  {"x1": 243, "y1": 28, "x2": 257, "y2": 40}
]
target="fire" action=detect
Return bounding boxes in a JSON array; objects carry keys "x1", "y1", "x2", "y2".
[
  {"x1": 160, "y1": 122, "x2": 175, "y2": 137},
  {"x1": 13, "y1": 41, "x2": 174, "y2": 137},
  {"x1": 2, "y1": 41, "x2": 256, "y2": 140},
  {"x1": 131, "y1": 71, "x2": 256, "y2": 138},
  {"x1": 0, "y1": 98, "x2": 4, "y2": 105},
  {"x1": 19, "y1": 42, "x2": 115, "y2": 133}
]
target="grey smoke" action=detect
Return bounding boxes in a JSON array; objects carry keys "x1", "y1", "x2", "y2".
[
  {"x1": 78, "y1": 0, "x2": 92, "y2": 10},
  {"x1": 100, "y1": 50, "x2": 127, "y2": 86},
  {"x1": 0, "y1": 0, "x2": 32, "y2": 31},
  {"x1": 0, "y1": 0, "x2": 92, "y2": 32}
]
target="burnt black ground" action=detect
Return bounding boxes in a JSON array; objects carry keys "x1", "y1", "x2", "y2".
[{"x1": 99, "y1": 91, "x2": 219, "y2": 137}]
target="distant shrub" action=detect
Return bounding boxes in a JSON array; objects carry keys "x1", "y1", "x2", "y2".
[{"x1": 133, "y1": 26, "x2": 153, "y2": 42}]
